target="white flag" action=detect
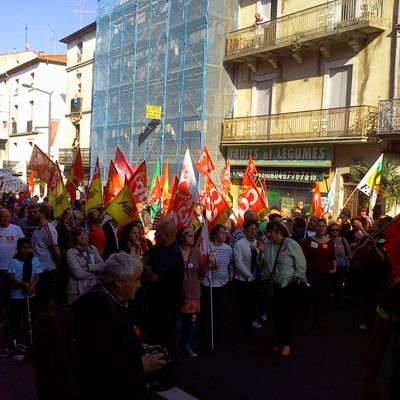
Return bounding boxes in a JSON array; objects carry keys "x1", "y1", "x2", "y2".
[
  {"x1": 324, "y1": 168, "x2": 337, "y2": 213},
  {"x1": 356, "y1": 154, "x2": 383, "y2": 197}
]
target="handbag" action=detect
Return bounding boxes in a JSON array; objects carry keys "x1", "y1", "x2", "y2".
[{"x1": 260, "y1": 239, "x2": 284, "y2": 297}]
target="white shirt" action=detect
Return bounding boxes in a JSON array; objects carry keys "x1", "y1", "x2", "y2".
[
  {"x1": 32, "y1": 223, "x2": 58, "y2": 271},
  {"x1": 0, "y1": 224, "x2": 25, "y2": 270}
]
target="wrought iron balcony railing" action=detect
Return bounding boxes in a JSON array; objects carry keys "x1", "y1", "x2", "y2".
[
  {"x1": 378, "y1": 98, "x2": 400, "y2": 134},
  {"x1": 225, "y1": 0, "x2": 384, "y2": 59},
  {"x1": 58, "y1": 147, "x2": 91, "y2": 165},
  {"x1": 222, "y1": 105, "x2": 378, "y2": 144}
]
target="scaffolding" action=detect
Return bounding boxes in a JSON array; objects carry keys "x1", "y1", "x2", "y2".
[{"x1": 91, "y1": 0, "x2": 238, "y2": 180}]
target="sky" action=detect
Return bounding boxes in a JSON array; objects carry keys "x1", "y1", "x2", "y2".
[{"x1": 0, "y1": 0, "x2": 98, "y2": 55}]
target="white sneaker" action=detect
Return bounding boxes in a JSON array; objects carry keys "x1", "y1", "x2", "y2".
[
  {"x1": 252, "y1": 321, "x2": 262, "y2": 329},
  {"x1": 358, "y1": 323, "x2": 368, "y2": 330}
]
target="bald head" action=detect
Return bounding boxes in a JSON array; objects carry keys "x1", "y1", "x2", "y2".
[
  {"x1": 0, "y1": 209, "x2": 10, "y2": 228},
  {"x1": 244, "y1": 210, "x2": 257, "y2": 222},
  {"x1": 155, "y1": 219, "x2": 177, "y2": 247}
]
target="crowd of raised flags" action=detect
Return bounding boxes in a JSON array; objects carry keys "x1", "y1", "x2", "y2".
[{"x1": 26, "y1": 145, "x2": 386, "y2": 230}]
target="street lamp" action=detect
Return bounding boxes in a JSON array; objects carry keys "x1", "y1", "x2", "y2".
[{"x1": 22, "y1": 83, "x2": 54, "y2": 157}]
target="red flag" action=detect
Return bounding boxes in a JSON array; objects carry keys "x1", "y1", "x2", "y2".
[
  {"x1": 384, "y1": 217, "x2": 400, "y2": 277},
  {"x1": 204, "y1": 176, "x2": 230, "y2": 231},
  {"x1": 28, "y1": 145, "x2": 55, "y2": 185},
  {"x1": 245, "y1": 155, "x2": 258, "y2": 178},
  {"x1": 65, "y1": 148, "x2": 84, "y2": 201},
  {"x1": 195, "y1": 146, "x2": 215, "y2": 176},
  {"x1": 312, "y1": 180, "x2": 323, "y2": 218},
  {"x1": 148, "y1": 175, "x2": 161, "y2": 205},
  {"x1": 196, "y1": 223, "x2": 210, "y2": 265},
  {"x1": 48, "y1": 162, "x2": 61, "y2": 192},
  {"x1": 168, "y1": 150, "x2": 198, "y2": 229},
  {"x1": 221, "y1": 158, "x2": 231, "y2": 196},
  {"x1": 28, "y1": 171, "x2": 35, "y2": 194},
  {"x1": 237, "y1": 172, "x2": 268, "y2": 226},
  {"x1": 114, "y1": 147, "x2": 134, "y2": 181},
  {"x1": 126, "y1": 161, "x2": 147, "y2": 205},
  {"x1": 103, "y1": 160, "x2": 124, "y2": 207}
]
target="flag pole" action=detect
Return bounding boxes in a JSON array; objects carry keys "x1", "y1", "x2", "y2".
[{"x1": 339, "y1": 186, "x2": 358, "y2": 214}]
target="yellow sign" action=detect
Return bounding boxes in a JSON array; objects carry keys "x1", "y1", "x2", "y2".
[{"x1": 145, "y1": 105, "x2": 162, "y2": 120}]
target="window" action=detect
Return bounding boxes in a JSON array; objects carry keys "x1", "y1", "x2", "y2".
[{"x1": 77, "y1": 42, "x2": 83, "y2": 63}]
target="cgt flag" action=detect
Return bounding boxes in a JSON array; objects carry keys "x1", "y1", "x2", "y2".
[
  {"x1": 114, "y1": 147, "x2": 135, "y2": 181},
  {"x1": 105, "y1": 184, "x2": 136, "y2": 226},
  {"x1": 237, "y1": 172, "x2": 268, "y2": 226},
  {"x1": 195, "y1": 146, "x2": 215, "y2": 176},
  {"x1": 86, "y1": 158, "x2": 103, "y2": 210},
  {"x1": 169, "y1": 149, "x2": 198, "y2": 229},
  {"x1": 204, "y1": 176, "x2": 231, "y2": 232},
  {"x1": 126, "y1": 161, "x2": 147, "y2": 205}
]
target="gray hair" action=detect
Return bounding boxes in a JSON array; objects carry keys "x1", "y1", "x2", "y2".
[{"x1": 100, "y1": 252, "x2": 143, "y2": 288}]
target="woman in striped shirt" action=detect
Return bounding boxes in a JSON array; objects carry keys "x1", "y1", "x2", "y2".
[{"x1": 199, "y1": 224, "x2": 233, "y2": 349}]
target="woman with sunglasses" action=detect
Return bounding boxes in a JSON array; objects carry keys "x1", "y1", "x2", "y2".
[{"x1": 327, "y1": 223, "x2": 351, "y2": 308}]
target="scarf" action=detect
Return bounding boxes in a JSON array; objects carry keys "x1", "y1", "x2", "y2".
[{"x1": 14, "y1": 252, "x2": 34, "y2": 284}]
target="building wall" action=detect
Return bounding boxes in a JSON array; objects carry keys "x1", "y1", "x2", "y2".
[
  {"x1": 63, "y1": 26, "x2": 96, "y2": 149},
  {"x1": 225, "y1": 0, "x2": 396, "y2": 214},
  {"x1": 4, "y1": 62, "x2": 66, "y2": 164}
]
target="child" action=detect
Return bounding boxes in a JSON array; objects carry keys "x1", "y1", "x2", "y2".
[{"x1": 1, "y1": 238, "x2": 42, "y2": 357}]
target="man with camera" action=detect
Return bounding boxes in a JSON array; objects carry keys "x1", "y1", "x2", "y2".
[{"x1": 73, "y1": 253, "x2": 168, "y2": 399}]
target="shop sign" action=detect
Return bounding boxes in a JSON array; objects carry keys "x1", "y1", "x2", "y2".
[
  {"x1": 227, "y1": 144, "x2": 332, "y2": 167},
  {"x1": 232, "y1": 168, "x2": 324, "y2": 183}
]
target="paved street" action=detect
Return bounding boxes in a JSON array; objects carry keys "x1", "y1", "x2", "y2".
[{"x1": 0, "y1": 301, "x2": 393, "y2": 400}]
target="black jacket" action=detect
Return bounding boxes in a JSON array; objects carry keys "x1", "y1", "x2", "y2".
[
  {"x1": 73, "y1": 290, "x2": 145, "y2": 400},
  {"x1": 102, "y1": 221, "x2": 119, "y2": 260}
]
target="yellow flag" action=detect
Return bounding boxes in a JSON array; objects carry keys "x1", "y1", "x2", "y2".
[
  {"x1": 105, "y1": 184, "x2": 135, "y2": 226},
  {"x1": 86, "y1": 158, "x2": 103, "y2": 210},
  {"x1": 49, "y1": 176, "x2": 70, "y2": 218}
]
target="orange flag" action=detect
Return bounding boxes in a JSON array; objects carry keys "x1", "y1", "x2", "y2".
[
  {"x1": 160, "y1": 159, "x2": 169, "y2": 202},
  {"x1": 103, "y1": 160, "x2": 123, "y2": 207},
  {"x1": 27, "y1": 171, "x2": 35, "y2": 194},
  {"x1": 65, "y1": 148, "x2": 84, "y2": 201},
  {"x1": 162, "y1": 174, "x2": 178, "y2": 218},
  {"x1": 312, "y1": 180, "x2": 323, "y2": 217}
]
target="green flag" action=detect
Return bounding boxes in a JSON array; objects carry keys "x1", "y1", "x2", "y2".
[{"x1": 148, "y1": 159, "x2": 160, "y2": 218}]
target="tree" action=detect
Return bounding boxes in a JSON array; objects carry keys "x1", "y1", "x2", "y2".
[{"x1": 350, "y1": 155, "x2": 400, "y2": 213}]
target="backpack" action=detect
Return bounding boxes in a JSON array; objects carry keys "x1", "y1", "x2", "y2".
[{"x1": 35, "y1": 291, "x2": 117, "y2": 400}]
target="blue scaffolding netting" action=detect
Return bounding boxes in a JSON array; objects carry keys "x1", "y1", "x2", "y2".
[{"x1": 91, "y1": 0, "x2": 238, "y2": 181}]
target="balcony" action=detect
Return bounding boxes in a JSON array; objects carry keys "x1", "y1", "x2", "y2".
[
  {"x1": 58, "y1": 147, "x2": 91, "y2": 166},
  {"x1": 221, "y1": 105, "x2": 378, "y2": 144},
  {"x1": 378, "y1": 98, "x2": 400, "y2": 136},
  {"x1": 225, "y1": 0, "x2": 386, "y2": 62}
]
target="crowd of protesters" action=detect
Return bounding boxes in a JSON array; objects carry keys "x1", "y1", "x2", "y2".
[{"x1": 0, "y1": 191, "x2": 399, "y2": 399}]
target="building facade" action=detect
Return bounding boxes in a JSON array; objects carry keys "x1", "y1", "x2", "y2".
[
  {"x1": 222, "y1": 0, "x2": 399, "y2": 216},
  {"x1": 60, "y1": 22, "x2": 97, "y2": 180},
  {"x1": 91, "y1": 0, "x2": 238, "y2": 180},
  {"x1": 0, "y1": 54, "x2": 67, "y2": 169}
]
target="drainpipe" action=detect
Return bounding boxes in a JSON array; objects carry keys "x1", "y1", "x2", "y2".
[{"x1": 389, "y1": 0, "x2": 399, "y2": 100}]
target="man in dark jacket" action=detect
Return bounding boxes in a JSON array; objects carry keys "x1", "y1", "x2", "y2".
[
  {"x1": 145, "y1": 220, "x2": 184, "y2": 349},
  {"x1": 73, "y1": 253, "x2": 166, "y2": 400}
]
